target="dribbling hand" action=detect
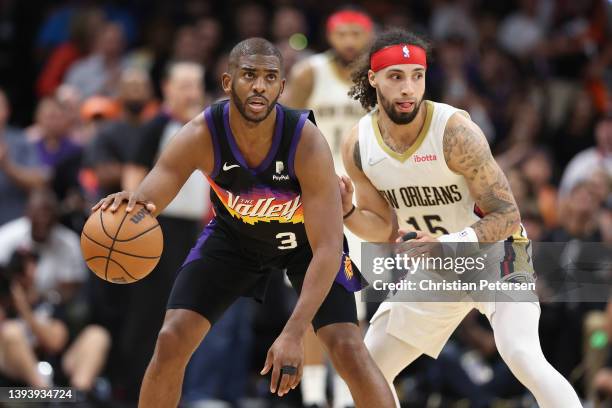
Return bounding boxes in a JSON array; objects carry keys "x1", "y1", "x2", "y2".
[
  {"x1": 92, "y1": 191, "x2": 156, "y2": 214},
  {"x1": 260, "y1": 331, "x2": 304, "y2": 397}
]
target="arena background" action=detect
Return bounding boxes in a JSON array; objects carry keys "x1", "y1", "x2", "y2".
[{"x1": 0, "y1": 0, "x2": 610, "y2": 407}]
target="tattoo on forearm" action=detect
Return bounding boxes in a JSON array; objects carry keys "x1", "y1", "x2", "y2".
[
  {"x1": 353, "y1": 139, "x2": 362, "y2": 171},
  {"x1": 443, "y1": 121, "x2": 520, "y2": 242}
]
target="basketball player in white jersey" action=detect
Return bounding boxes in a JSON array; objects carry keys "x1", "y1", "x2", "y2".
[
  {"x1": 282, "y1": 9, "x2": 373, "y2": 408},
  {"x1": 340, "y1": 28, "x2": 582, "y2": 408}
]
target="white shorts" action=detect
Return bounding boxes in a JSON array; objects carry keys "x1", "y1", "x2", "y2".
[{"x1": 370, "y1": 300, "x2": 539, "y2": 358}]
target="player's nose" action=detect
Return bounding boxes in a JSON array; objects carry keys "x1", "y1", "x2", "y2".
[{"x1": 252, "y1": 76, "x2": 266, "y2": 93}]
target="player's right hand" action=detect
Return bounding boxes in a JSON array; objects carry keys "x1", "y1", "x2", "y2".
[
  {"x1": 92, "y1": 191, "x2": 156, "y2": 214},
  {"x1": 338, "y1": 175, "x2": 354, "y2": 214}
]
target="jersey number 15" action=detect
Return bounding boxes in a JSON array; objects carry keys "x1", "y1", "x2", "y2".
[{"x1": 405, "y1": 215, "x2": 449, "y2": 235}]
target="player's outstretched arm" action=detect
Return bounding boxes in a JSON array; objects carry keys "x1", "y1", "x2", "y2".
[
  {"x1": 93, "y1": 114, "x2": 213, "y2": 216},
  {"x1": 340, "y1": 125, "x2": 396, "y2": 242},
  {"x1": 443, "y1": 113, "x2": 521, "y2": 242},
  {"x1": 279, "y1": 59, "x2": 314, "y2": 108}
]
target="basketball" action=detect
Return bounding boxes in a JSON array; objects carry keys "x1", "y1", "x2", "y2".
[{"x1": 80, "y1": 202, "x2": 163, "y2": 284}]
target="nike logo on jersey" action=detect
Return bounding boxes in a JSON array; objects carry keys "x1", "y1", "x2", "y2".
[
  {"x1": 223, "y1": 162, "x2": 240, "y2": 171},
  {"x1": 368, "y1": 156, "x2": 386, "y2": 166}
]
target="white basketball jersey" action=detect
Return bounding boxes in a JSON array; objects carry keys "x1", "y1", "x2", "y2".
[
  {"x1": 358, "y1": 101, "x2": 481, "y2": 236},
  {"x1": 306, "y1": 52, "x2": 364, "y2": 172}
]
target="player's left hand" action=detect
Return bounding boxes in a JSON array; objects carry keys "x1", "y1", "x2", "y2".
[
  {"x1": 260, "y1": 331, "x2": 304, "y2": 397},
  {"x1": 396, "y1": 229, "x2": 440, "y2": 257}
]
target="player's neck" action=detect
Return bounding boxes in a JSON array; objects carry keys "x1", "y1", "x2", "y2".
[
  {"x1": 377, "y1": 102, "x2": 427, "y2": 147},
  {"x1": 228, "y1": 102, "x2": 277, "y2": 145}
]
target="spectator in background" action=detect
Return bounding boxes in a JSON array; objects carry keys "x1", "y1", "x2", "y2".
[
  {"x1": 0, "y1": 249, "x2": 110, "y2": 395},
  {"x1": 560, "y1": 113, "x2": 612, "y2": 198},
  {"x1": 0, "y1": 188, "x2": 86, "y2": 300},
  {"x1": 0, "y1": 252, "x2": 67, "y2": 388},
  {"x1": 429, "y1": 0, "x2": 478, "y2": 48},
  {"x1": 497, "y1": 0, "x2": 549, "y2": 59},
  {"x1": 553, "y1": 89, "x2": 598, "y2": 168},
  {"x1": 520, "y1": 149, "x2": 558, "y2": 228},
  {"x1": 0, "y1": 89, "x2": 48, "y2": 226},
  {"x1": 63, "y1": 22, "x2": 127, "y2": 98},
  {"x1": 117, "y1": 61, "x2": 209, "y2": 401},
  {"x1": 195, "y1": 17, "x2": 223, "y2": 92},
  {"x1": 85, "y1": 67, "x2": 156, "y2": 200},
  {"x1": 30, "y1": 97, "x2": 81, "y2": 203},
  {"x1": 36, "y1": 7, "x2": 105, "y2": 98},
  {"x1": 234, "y1": 3, "x2": 267, "y2": 40}
]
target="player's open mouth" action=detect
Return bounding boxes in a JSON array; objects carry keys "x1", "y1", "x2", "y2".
[
  {"x1": 247, "y1": 98, "x2": 267, "y2": 112},
  {"x1": 396, "y1": 101, "x2": 415, "y2": 112}
]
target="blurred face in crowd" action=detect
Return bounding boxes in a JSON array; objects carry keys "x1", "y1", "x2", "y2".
[
  {"x1": 96, "y1": 23, "x2": 125, "y2": 60},
  {"x1": 328, "y1": 23, "x2": 372, "y2": 66},
  {"x1": 173, "y1": 26, "x2": 201, "y2": 62},
  {"x1": 196, "y1": 18, "x2": 221, "y2": 55},
  {"x1": 568, "y1": 182, "x2": 599, "y2": 217},
  {"x1": 36, "y1": 98, "x2": 70, "y2": 139},
  {"x1": 369, "y1": 64, "x2": 426, "y2": 124},
  {"x1": 596, "y1": 118, "x2": 612, "y2": 154},
  {"x1": 26, "y1": 190, "x2": 58, "y2": 243},
  {"x1": 272, "y1": 7, "x2": 306, "y2": 42},
  {"x1": 163, "y1": 63, "x2": 204, "y2": 122},
  {"x1": 522, "y1": 151, "x2": 552, "y2": 187},
  {"x1": 224, "y1": 55, "x2": 284, "y2": 123},
  {"x1": 119, "y1": 68, "x2": 152, "y2": 116},
  {"x1": 236, "y1": 3, "x2": 266, "y2": 39}
]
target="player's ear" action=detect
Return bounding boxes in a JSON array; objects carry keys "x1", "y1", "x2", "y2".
[
  {"x1": 221, "y1": 72, "x2": 232, "y2": 94},
  {"x1": 368, "y1": 69, "x2": 377, "y2": 88},
  {"x1": 279, "y1": 78, "x2": 286, "y2": 95}
]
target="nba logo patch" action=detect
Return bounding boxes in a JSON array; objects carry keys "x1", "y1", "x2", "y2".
[
  {"x1": 275, "y1": 161, "x2": 284, "y2": 174},
  {"x1": 402, "y1": 45, "x2": 410, "y2": 58}
]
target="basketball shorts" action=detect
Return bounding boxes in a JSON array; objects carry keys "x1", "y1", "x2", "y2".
[
  {"x1": 369, "y1": 239, "x2": 539, "y2": 358},
  {"x1": 167, "y1": 220, "x2": 358, "y2": 331}
]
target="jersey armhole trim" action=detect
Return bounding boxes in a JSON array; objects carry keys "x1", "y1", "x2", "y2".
[
  {"x1": 204, "y1": 107, "x2": 222, "y2": 178},
  {"x1": 288, "y1": 112, "x2": 310, "y2": 178}
]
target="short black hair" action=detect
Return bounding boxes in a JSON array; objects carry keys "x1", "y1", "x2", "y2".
[
  {"x1": 228, "y1": 37, "x2": 283, "y2": 72},
  {"x1": 349, "y1": 28, "x2": 431, "y2": 111}
]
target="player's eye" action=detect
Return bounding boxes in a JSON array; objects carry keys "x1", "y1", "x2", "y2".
[
  {"x1": 244, "y1": 72, "x2": 254, "y2": 79},
  {"x1": 267, "y1": 74, "x2": 277, "y2": 81},
  {"x1": 390, "y1": 74, "x2": 401, "y2": 80},
  {"x1": 415, "y1": 73, "x2": 424, "y2": 80}
]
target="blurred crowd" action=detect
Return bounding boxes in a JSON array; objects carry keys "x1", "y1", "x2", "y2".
[{"x1": 0, "y1": 0, "x2": 611, "y2": 407}]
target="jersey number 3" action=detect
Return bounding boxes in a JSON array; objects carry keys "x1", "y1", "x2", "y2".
[
  {"x1": 406, "y1": 215, "x2": 449, "y2": 235},
  {"x1": 276, "y1": 232, "x2": 298, "y2": 250}
]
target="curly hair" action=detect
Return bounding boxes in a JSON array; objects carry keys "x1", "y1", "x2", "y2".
[{"x1": 349, "y1": 28, "x2": 431, "y2": 111}]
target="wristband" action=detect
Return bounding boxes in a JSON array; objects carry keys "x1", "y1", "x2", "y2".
[
  {"x1": 437, "y1": 227, "x2": 478, "y2": 243},
  {"x1": 343, "y1": 204, "x2": 356, "y2": 219}
]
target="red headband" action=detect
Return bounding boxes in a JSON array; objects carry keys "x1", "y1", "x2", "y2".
[
  {"x1": 326, "y1": 11, "x2": 373, "y2": 33},
  {"x1": 370, "y1": 44, "x2": 427, "y2": 72}
]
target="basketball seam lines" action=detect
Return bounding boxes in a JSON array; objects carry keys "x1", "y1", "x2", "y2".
[
  {"x1": 87, "y1": 256, "x2": 139, "y2": 282},
  {"x1": 99, "y1": 209, "x2": 116, "y2": 240},
  {"x1": 82, "y1": 231, "x2": 160, "y2": 259},
  {"x1": 104, "y1": 211, "x2": 130, "y2": 282},
  {"x1": 113, "y1": 224, "x2": 160, "y2": 242}
]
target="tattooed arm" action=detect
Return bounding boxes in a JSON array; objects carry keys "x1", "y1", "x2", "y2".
[{"x1": 443, "y1": 113, "x2": 521, "y2": 242}]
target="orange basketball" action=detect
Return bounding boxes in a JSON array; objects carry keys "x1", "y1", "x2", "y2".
[{"x1": 80, "y1": 202, "x2": 163, "y2": 284}]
